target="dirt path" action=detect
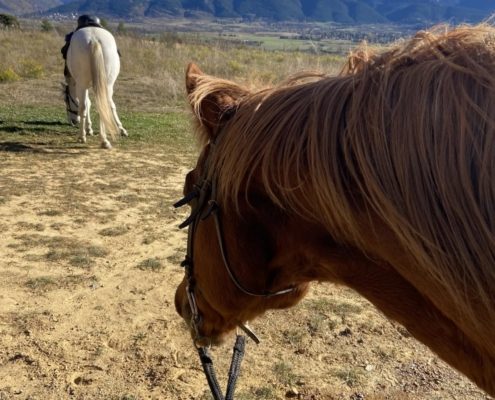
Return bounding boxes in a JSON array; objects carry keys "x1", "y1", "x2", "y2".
[
  {"x1": 0, "y1": 144, "x2": 197, "y2": 399},
  {"x1": 0, "y1": 142, "x2": 491, "y2": 400}
]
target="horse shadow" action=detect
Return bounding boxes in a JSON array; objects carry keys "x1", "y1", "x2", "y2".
[
  {"x1": 0, "y1": 141, "x2": 89, "y2": 155},
  {"x1": 1, "y1": 126, "x2": 24, "y2": 133},
  {"x1": 1, "y1": 127, "x2": 70, "y2": 135},
  {"x1": 22, "y1": 120, "x2": 69, "y2": 127},
  {"x1": 0, "y1": 119, "x2": 73, "y2": 136},
  {"x1": 0, "y1": 117, "x2": 86, "y2": 154}
]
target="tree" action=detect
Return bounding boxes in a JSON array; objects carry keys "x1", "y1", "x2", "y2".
[
  {"x1": 116, "y1": 22, "x2": 127, "y2": 35},
  {"x1": 41, "y1": 19, "x2": 54, "y2": 32},
  {"x1": 0, "y1": 14, "x2": 20, "y2": 29}
]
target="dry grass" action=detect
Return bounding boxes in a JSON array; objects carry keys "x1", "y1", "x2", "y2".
[{"x1": 0, "y1": 25, "x2": 345, "y2": 113}]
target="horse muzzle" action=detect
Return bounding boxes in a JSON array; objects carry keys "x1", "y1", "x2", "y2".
[
  {"x1": 174, "y1": 280, "x2": 229, "y2": 347},
  {"x1": 67, "y1": 114, "x2": 80, "y2": 126}
]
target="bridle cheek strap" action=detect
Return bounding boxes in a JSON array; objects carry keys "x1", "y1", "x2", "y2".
[
  {"x1": 178, "y1": 177, "x2": 296, "y2": 300},
  {"x1": 173, "y1": 137, "x2": 296, "y2": 400},
  {"x1": 64, "y1": 84, "x2": 79, "y2": 116}
]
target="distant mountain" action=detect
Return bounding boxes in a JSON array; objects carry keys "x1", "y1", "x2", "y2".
[
  {"x1": 459, "y1": 0, "x2": 495, "y2": 13},
  {"x1": 3, "y1": 0, "x2": 494, "y2": 25},
  {"x1": 0, "y1": 0, "x2": 69, "y2": 14}
]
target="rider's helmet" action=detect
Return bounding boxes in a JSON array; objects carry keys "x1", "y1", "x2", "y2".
[{"x1": 77, "y1": 15, "x2": 101, "y2": 29}]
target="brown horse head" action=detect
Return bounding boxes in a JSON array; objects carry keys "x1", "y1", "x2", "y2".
[
  {"x1": 174, "y1": 63, "x2": 312, "y2": 345},
  {"x1": 175, "y1": 24, "x2": 495, "y2": 395}
]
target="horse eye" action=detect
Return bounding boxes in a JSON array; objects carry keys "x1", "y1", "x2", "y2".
[
  {"x1": 184, "y1": 170, "x2": 200, "y2": 193},
  {"x1": 189, "y1": 197, "x2": 198, "y2": 210}
]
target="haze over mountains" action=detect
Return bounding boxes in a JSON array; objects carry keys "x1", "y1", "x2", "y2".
[
  {"x1": 1, "y1": 0, "x2": 494, "y2": 24},
  {"x1": 0, "y1": 0, "x2": 67, "y2": 15}
]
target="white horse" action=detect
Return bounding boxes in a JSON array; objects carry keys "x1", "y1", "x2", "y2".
[{"x1": 63, "y1": 27, "x2": 127, "y2": 149}]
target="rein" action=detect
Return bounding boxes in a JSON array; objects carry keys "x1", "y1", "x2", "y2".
[{"x1": 174, "y1": 135, "x2": 295, "y2": 399}]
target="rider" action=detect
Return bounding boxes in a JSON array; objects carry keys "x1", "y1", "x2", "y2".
[{"x1": 60, "y1": 15, "x2": 104, "y2": 60}]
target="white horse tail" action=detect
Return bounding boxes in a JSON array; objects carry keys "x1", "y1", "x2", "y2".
[{"x1": 89, "y1": 40, "x2": 118, "y2": 139}]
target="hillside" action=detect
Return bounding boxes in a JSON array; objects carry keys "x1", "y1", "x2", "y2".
[
  {"x1": 1, "y1": 0, "x2": 494, "y2": 24},
  {"x1": 0, "y1": 0, "x2": 65, "y2": 14},
  {"x1": 47, "y1": 0, "x2": 494, "y2": 23}
]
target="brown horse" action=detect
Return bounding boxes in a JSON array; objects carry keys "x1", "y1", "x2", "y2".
[{"x1": 175, "y1": 24, "x2": 495, "y2": 395}]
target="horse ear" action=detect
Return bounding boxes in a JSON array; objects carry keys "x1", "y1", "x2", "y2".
[
  {"x1": 185, "y1": 63, "x2": 203, "y2": 95},
  {"x1": 185, "y1": 62, "x2": 249, "y2": 139}
]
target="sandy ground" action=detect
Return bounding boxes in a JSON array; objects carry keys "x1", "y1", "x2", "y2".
[{"x1": 0, "y1": 138, "x2": 492, "y2": 400}]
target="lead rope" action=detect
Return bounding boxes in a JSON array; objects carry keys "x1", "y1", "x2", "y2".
[
  {"x1": 197, "y1": 335, "x2": 246, "y2": 400},
  {"x1": 197, "y1": 346, "x2": 225, "y2": 400},
  {"x1": 225, "y1": 335, "x2": 246, "y2": 400}
]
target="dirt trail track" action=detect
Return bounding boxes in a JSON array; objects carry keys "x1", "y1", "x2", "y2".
[{"x1": 0, "y1": 145, "x2": 196, "y2": 399}]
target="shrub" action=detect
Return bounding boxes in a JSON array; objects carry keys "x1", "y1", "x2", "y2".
[
  {"x1": 227, "y1": 59, "x2": 243, "y2": 73},
  {"x1": 0, "y1": 67, "x2": 20, "y2": 82},
  {"x1": 0, "y1": 14, "x2": 20, "y2": 29},
  {"x1": 116, "y1": 22, "x2": 127, "y2": 35},
  {"x1": 20, "y1": 60, "x2": 44, "y2": 78},
  {"x1": 40, "y1": 19, "x2": 53, "y2": 32}
]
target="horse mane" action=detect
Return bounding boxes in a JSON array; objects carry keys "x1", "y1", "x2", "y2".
[
  {"x1": 192, "y1": 23, "x2": 495, "y2": 353},
  {"x1": 188, "y1": 70, "x2": 326, "y2": 145}
]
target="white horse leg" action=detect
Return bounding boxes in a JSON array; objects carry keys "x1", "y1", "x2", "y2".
[
  {"x1": 77, "y1": 88, "x2": 89, "y2": 143},
  {"x1": 86, "y1": 97, "x2": 94, "y2": 136},
  {"x1": 111, "y1": 100, "x2": 128, "y2": 137},
  {"x1": 108, "y1": 85, "x2": 127, "y2": 137},
  {"x1": 99, "y1": 118, "x2": 112, "y2": 149}
]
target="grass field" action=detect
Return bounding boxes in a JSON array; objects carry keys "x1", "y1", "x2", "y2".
[
  {"x1": 178, "y1": 31, "x2": 357, "y2": 53},
  {"x1": 0, "y1": 104, "x2": 192, "y2": 148},
  {"x1": 0, "y1": 23, "x2": 492, "y2": 400}
]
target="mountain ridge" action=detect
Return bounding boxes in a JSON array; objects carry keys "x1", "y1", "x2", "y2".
[
  {"x1": 0, "y1": 0, "x2": 65, "y2": 15},
  {"x1": 1, "y1": 0, "x2": 494, "y2": 24}
]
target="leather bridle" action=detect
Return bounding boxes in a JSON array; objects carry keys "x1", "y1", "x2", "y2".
[
  {"x1": 174, "y1": 137, "x2": 296, "y2": 345},
  {"x1": 64, "y1": 83, "x2": 79, "y2": 118},
  {"x1": 63, "y1": 63, "x2": 78, "y2": 118},
  {"x1": 174, "y1": 128, "x2": 298, "y2": 400}
]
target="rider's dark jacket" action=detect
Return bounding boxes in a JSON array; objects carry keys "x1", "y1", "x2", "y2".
[{"x1": 60, "y1": 16, "x2": 105, "y2": 60}]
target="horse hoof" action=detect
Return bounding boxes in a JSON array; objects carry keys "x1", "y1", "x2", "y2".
[
  {"x1": 88, "y1": 130, "x2": 94, "y2": 136},
  {"x1": 120, "y1": 128, "x2": 128, "y2": 137},
  {"x1": 78, "y1": 137, "x2": 87, "y2": 144},
  {"x1": 101, "y1": 141, "x2": 112, "y2": 149}
]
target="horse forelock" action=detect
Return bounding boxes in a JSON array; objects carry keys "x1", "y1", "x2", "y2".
[
  {"x1": 188, "y1": 74, "x2": 251, "y2": 145},
  {"x1": 201, "y1": 23, "x2": 495, "y2": 352}
]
